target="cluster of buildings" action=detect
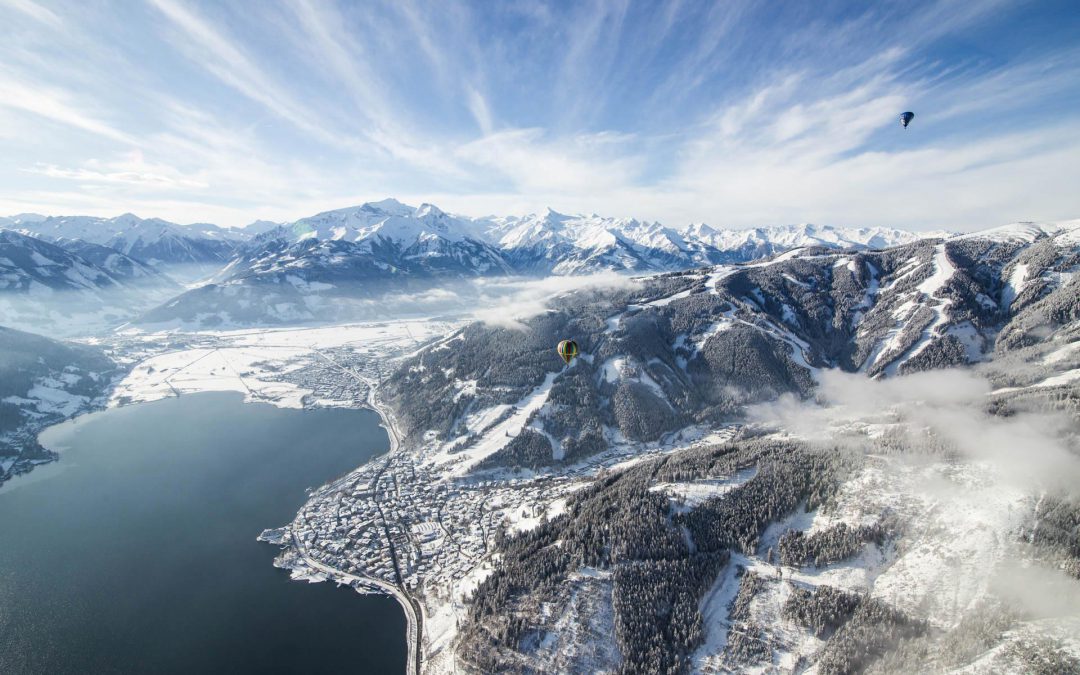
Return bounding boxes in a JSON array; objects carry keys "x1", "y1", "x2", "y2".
[{"x1": 290, "y1": 414, "x2": 583, "y2": 601}]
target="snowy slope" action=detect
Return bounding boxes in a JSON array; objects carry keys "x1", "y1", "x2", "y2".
[
  {"x1": 366, "y1": 238, "x2": 1080, "y2": 674},
  {"x1": 0, "y1": 230, "x2": 181, "y2": 335},
  {"x1": 0, "y1": 230, "x2": 130, "y2": 293},
  {"x1": 268, "y1": 199, "x2": 488, "y2": 246},
  {"x1": 684, "y1": 221, "x2": 950, "y2": 256},
  {"x1": 0, "y1": 325, "x2": 115, "y2": 486},
  {"x1": 247, "y1": 199, "x2": 947, "y2": 278},
  {"x1": 5, "y1": 213, "x2": 241, "y2": 266}
]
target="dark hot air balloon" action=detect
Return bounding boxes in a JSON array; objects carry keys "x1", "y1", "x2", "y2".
[
  {"x1": 900, "y1": 111, "x2": 915, "y2": 128},
  {"x1": 557, "y1": 339, "x2": 579, "y2": 365}
]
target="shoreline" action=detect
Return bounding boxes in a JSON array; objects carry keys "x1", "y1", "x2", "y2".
[
  {"x1": 284, "y1": 355, "x2": 424, "y2": 675},
  {"x1": 1, "y1": 393, "x2": 114, "y2": 494},
  {"x1": 15, "y1": 339, "x2": 426, "y2": 674}
]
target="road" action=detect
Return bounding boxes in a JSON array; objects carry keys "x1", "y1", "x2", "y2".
[
  {"x1": 299, "y1": 349, "x2": 423, "y2": 675},
  {"x1": 289, "y1": 526, "x2": 421, "y2": 675}
]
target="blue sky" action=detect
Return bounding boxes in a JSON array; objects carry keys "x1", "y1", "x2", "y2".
[{"x1": 1, "y1": 0, "x2": 1079, "y2": 230}]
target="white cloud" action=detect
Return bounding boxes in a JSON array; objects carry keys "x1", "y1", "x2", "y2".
[
  {"x1": 466, "y1": 86, "x2": 494, "y2": 135},
  {"x1": 1, "y1": 0, "x2": 1077, "y2": 230},
  {"x1": 0, "y1": 70, "x2": 135, "y2": 144},
  {"x1": 147, "y1": 0, "x2": 353, "y2": 148},
  {"x1": 23, "y1": 152, "x2": 209, "y2": 190},
  {"x1": 468, "y1": 272, "x2": 638, "y2": 330},
  {"x1": 1, "y1": 0, "x2": 61, "y2": 26},
  {"x1": 749, "y1": 369, "x2": 1080, "y2": 493},
  {"x1": 456, "y1": 128, "x2": 643, "y2": 195}
]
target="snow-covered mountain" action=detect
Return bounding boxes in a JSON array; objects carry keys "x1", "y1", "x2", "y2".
[
  {"x1": 486, "y1": 210, "x2": 947, "y2": 274},
  {"x1": 245, "y1": 199, "x2": 945, "y2": 277},
  {"x1": 4, "y1": 200, "x2": 949, "y2": 295},
  {"x1": 678, "y1": 221, "x2": 950, "y2": 262},
  {"x1": 3, "y1": 213, "x2": 241, "y2": 267},
  {"x1": 136, "y1": 199, "x2": 949, "y2": 327},
  {"x1": 54, "y1": 239, "x2": 175, "y2": 285},
  {"x1": 0, "y1": 325, "x2": 115, "y2": 487},
  {"x1": 485, "y1": 209, "x2": 694, "y2": 274},
  {"x1": 240, "y1": 219, "x2": 286, "y2": 238},
  {"x1": 139, "y1": 200, "x2": 519, "y2": 327},
  {"x1": 234, "y1": 199, "x2": 507, "y2": 275},
  {"x1": 383, "y1": 218, "x2": 1080, "y2": 458},
  {"x1": 1, "y1": 230, "x2": 139, "y2": 294},
  {"x1": 262, "y1": 199, "x2": 488, "y2": 244},
  {"x1": 365, "y1": 221, "x2": 1080, "y2": 674},
  {"x1": 0, "y1": 230, "x2": 179, "y2": 336}
]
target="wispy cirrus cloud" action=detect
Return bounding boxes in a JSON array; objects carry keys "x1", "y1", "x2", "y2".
[
  {"x1": 2, "y1": 0, "x2": 61, "y2": 26},
  {"x1": 0, "y1": 0, "x2": 1077, "y2": 229},
  {"x1": 0, "y1": 70, "x2": 136, "y2": 144}
]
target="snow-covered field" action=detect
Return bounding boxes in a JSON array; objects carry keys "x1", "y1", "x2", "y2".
[
  {"x1": 109, "y1": 346, "x2": 312, "y2": 408},
  {"x1": 109, "y1": 319, "x2": 462, "y2": 409}
]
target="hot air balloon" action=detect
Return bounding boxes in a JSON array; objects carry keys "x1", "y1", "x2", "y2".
[
  {"x1": 557, "y1": 339, "x2": 579, "y2": 365},
  {"x1": 900, "y1": 111, "x2": 915, "y2": 128}
]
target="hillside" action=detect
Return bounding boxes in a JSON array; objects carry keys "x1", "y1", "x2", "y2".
[
  {"x1": 0, "y1": 230, "x2": 180, "y2": 336},
  {"x1": 269, "y1": 225, "x2": 1080, "y2": 674},
  {"x1": 5, "y1": 213, "x2": 240, "y2": 267},
  {"x1": 0, "y1": 326, "x2": 116, "y2": 487},
  {"x1": 382, "y1": 223, "x2": 1080, "y2": 460}
]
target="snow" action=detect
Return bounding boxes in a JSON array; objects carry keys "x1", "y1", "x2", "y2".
[
  {"x1": 1032, "y1": 367, "x2": 1080, "y2": 388},
  {"x1": 947, "y1": 322, "x2": 984, "y2": 361},
  {"x1": 991, "y1": 367, "x2": 1080, "y2": 395},
  {"x1": 427, "y1": 370, "x2": 560, "y2": 476},
  {"x1": 530, "y1": 422, "x2": 565, "y2": 462},
  {"x1": 917, "y1": 243, "x2": 957, "y2": 300},
  {"x1": 1001, "y1": 263, "x2": 1028, "y2": 310},
  {"x1": 110, "y1": 347, "x2": 311, "y2": 408},
  {"x1": 641, "y1": 286, "x2": 696, "y2": 307},
  {"x1": 112, "y1": 319, "x2": 459, "y2": 409},
  {"x1": 605, "y1": 311, "x2": 626, "y2": 333},
  {"x1": 868, "y1": 463, "x2": 1026, "y2": 628},
  {"x1": 951, "y1": 219, "x2": 1080, "y2": 244},
  {"x1": 600, "y1": 357, "x2": 626, "y2": 383},
  {"x1": 691, "y1": 558, "x2": 741, "y2": 671},
  {"x1": 651, "y1": 466, "x2": 758, "y2": 512},
  {"x1": 23, "y1": 384, "x2": 86, "y2": 417},
  {"x1": 1043, "y1": 341, "x2": 1080, "y2": 365},
  {"x1": 683, "y1": 222, "x2": 939, "y2": 253},
  {"x1": 705, "y1": 265, "x2": 737, "y2": 293},
  {"x1": 422, "y1": 559, "x2": 497, "y2": 672},
  {"x1": 881, "y1": 244, "x2": 957, "y2": 374},
  {"x1": 684, "y1": 448, "x2": 1038, "y2": 671}
]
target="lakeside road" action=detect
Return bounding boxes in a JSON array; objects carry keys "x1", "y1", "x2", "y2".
[
  {"x1": 298, "y1": 351, "x2": 423, "y2": 675},
  {"x1": 289, "y1": 528, "x2": 421, "y2": 675}
]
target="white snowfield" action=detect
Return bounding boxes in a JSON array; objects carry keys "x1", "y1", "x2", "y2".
[
  {"x1": 951, "y1": 218, "x2": 1080, "y2": 244},
  {"x1": 426, "y1": 370, "x2": 560, "y2": 477},
  {"x1": 278, "y1": 200, "x2": 940, "y2": 260},
  {"x1": 109, "y1": 319, "x2": 461, "y2": 410}
]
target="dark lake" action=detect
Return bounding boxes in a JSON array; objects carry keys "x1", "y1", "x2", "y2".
[{"x1": 0, "y1": 392, "x2": 405, "y2": 674}]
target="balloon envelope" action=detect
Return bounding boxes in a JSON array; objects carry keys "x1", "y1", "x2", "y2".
[
  {"x1": 900, "y1": 111, "x2": 915, "y2": 128},
  {"x1": 557, "y1": 339, "x2": 579, "y2": 365}
]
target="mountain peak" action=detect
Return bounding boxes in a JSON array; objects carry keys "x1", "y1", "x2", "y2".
[
  {"x1": 681, "y1": 222, "x2": 718, "y2": 237},
  {"x1": 10, "y1": 213, "x2": 47, "y2": 224},
  {"x1": 361, "y1": 198, "x2": 414, "y2": 216},
  {"x1": 416, "y1": 203, "x2": 446, "y2": 218},
  {"x1": 542, "y1": 207, "x2": 571, "y2": 222}
]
